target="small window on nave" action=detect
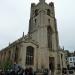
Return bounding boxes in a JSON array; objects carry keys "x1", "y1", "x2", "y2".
[
  {"x1": 8, "y1": 50, "x2": 11, "y2": 60},
  {"x1": 14, "y1": 46, "x2": 19, "y2": 63},
  {"x1": 4, "y1": 52, "x2": 6, "y2": 60},
  {"x1": 26, "y1": 46, "x2": 34, "y2": 65},
  {"x1": 1, "y1": 53, "x2": 3, "y2": 59}
]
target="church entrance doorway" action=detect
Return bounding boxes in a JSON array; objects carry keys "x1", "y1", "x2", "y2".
[{"x1": 49, "y1": 57, "x2": 55, "y2": 75}]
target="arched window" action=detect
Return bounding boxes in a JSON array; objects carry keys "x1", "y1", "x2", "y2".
[
  {"x1": 61, "y1": 54, "x2": 63, "y2": 66},
  {"x1": 48, "y1": 19, "x2": 50, "y2": 24},
  {"x1": 47, "y1": 9, "x2": 50, "y2": 16},
  {"x1": 47, "y1": 26, "x2": 52, "y2": 49},
  {"x1": 34, "y1": 19, "x2": 37, "y2": 25},
  {"x1": 26, "y1": 46, "x2": 34, "y2": 65},
  {"x1": 14, "y1": 46, "x2": 19, "y2": 63},
  {"x1": 4, "y1": 52, "x2": 6, "y2": 61},
  {"x1": 8, "y1": 50, "x2": 11, "y2": 60}
]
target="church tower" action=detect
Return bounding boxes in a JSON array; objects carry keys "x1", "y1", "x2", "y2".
[
  {"x1": 29, "y1": 0, "x2": 59, "y2": 51},
  {"x1": 28, "y1": 0, "x2": 61, "y2": 75},
  {"x1": 39, "y1": 0, "x2": 45, "y2": 3}
]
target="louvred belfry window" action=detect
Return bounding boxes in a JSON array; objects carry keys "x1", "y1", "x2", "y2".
[{"x1": 47, "y1": 9, "x2": 50, "y2": 16}]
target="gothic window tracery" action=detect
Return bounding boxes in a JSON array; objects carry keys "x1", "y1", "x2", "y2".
[{"x1": 26, "y1": 46, "x2": 34, "y2": 65}]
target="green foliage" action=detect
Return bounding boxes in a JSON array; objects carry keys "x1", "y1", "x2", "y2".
[{"x1": 0, "y1": 59, "x2": 12, "y2": 70}]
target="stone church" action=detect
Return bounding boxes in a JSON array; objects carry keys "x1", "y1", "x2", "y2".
[{"x1": 0, "y1": 0, "x2": 67, "y2": 75}]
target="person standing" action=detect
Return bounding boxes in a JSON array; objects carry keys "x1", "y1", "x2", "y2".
[{"x1": 48, "y1": 70, "x2": 51, "y2": 75}]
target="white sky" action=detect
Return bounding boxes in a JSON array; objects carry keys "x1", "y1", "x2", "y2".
[{"x1": 0, "y1": 0, "x2": 75, "y2": 52}]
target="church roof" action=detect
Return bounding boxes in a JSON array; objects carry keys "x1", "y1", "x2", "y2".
[{"x1": 0, "y1": 34, "x2": 39, "y2": 53}]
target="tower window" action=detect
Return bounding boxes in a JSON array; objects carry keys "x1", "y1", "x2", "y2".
[
  {"x1": 61, "y1": 54, "x2": 63, "y2": 66},
  {"x1": 48, "y1": 19, "x2": 50, "y2": 24},
  {"x1": 47, "y1": 26, "x2": 52, "y2": 49},
  {"x1": 47, "y1": 9, "x2": 50, "y2": 16},
  {"x1": 26, "y1": 46, "x2": 34, "y2": 65},
  {"x1": 35, "y1": 19, "x2": 37, "y2": 25},
  {"x1": 35, "y1": 19, "x2": 37, "y2": 23},
  {"x1": 35, "y1": 9, "x2": 38, "y2": 16}
]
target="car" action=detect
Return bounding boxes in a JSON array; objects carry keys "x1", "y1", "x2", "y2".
[{"x1": 68, "y1": 70, "x2": 74, "y2": 75}]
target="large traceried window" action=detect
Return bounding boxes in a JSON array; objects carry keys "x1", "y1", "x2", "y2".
[
  {"x1": 26, "y1": 46, "x2": 34, "y2": 65},
  {"x1": 47, "y1": 26, "x2": 52, "y2": 49}
]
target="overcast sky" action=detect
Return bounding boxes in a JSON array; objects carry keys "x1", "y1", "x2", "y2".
[{"x1": 0, "y1": 0, "x2": 75, "y2": 52}]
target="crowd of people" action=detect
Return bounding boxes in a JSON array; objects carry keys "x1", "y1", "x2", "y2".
[
  {"x1": 0, "y1": 63, "x2": 49, "y2": 75},
  {"x1": 0, "y1": 63, "x2": 34, "y2": 75},
  {"x1": 0, "y1": 68, "x2": 34, "y2": 75}
]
